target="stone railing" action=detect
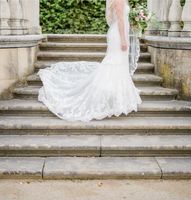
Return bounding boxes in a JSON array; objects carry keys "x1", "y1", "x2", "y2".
[
  {"x1": 145, "y1": 0, "x2": 191, "y2": 100},
  {"x1": 147, "y1": 0, "x2": 191, "y2": 37},
  {"x1": 0, "y1": 0, "x2": 41, "y2": 35}
]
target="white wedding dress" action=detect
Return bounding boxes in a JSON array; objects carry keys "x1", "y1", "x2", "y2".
[{"x1": 38, "y1": 0, "x2": 142, "y2": 122}]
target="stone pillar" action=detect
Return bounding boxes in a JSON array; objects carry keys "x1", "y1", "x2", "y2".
[
  {"x1": 0, "y1": 0, "x2": 11, "y2": 35},
  {"x1": 1, "y1": 0, "x2": 41, "y2": 35},
  {"x1": 181, "y1": 0, "x2": 191, "y2": 37},
  {"x1": 168, "y1": 0, "x2": 182, "y2": 37},
  {"x1": 145, "y1": 0, "x2": 161, "y2": 35},
  {"x1": 158, "y1": 0, "x2": 172, "y2": 36},
  {"x1": 20, "y1": 0, "x2": 28, "y2": 34},
  {"x1": 8, "y1": 0, "x2": 23, "y2": 35},
  {"x1": 24, "y1": 0, "x2": 41, "y2": 34}
]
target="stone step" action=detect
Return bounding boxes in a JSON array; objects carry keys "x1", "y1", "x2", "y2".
[
  {"x1": 46, "y1": 34, "x2": 145, "y2": 44},
  {"x1": 0, "y1": 116, "x2": 190, "y2": 135},
  {"x1": 39, "y1": 42, "x2": 148, "y2": 53},
  {"x1": 37, "y1": 52, "x2": 151, "y2": 62},
  {"x1": 1, "y1": 157, "x2": 191, "y2": 179},
  {"x1": 47, "y1": 34, "x2": 107, "y2": 43},
  {"x1": 27, "y1": 73, "x2": 162, "y2": 87},
  {"x1": 0, "y1": 99, "x2": 190, "y2": 117},
  {"x1": 0, "y1": 157, "x2": 45, "y2": 179},
  {"x1": 0, "y1": 134, "x2": 191, "y2": 157},
  {"x1": 34, "y1": 61, "x2": 155, "y2": 74},
  {"x1": 12, "y1": 85, "x2": 178, "y2": 101}
]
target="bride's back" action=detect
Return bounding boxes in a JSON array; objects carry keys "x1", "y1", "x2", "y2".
[{"x1": 106, "y1": 0, "x2": 129, "y2": 26}]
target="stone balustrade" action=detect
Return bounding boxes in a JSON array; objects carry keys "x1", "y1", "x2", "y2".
[
  {"x1": 147, "y1": 0, "x2": 191, "y2": 37},
  {"x1": 0, "y1": 0, "x2": 41, "y2": 35},
  {"x1": 0, "y1": 0, "x2": 43, "y2": 99},
  {"x1": 145, "y1": 0, "x2": 191, "y2": 100}
]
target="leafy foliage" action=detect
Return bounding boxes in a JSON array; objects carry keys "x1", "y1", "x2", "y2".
[
  {"x1": 129, "y1": 3, "x2": 148, "y2": 32},
  {"x1": 180, "y1": 0, "x2": 185, "y2": 6},
  {"x1": 40, "y1": 0, "x2": 147, "y2": 34},
  {"x1": 129, "y1": 0, "x2": 147, "y2": 8}
]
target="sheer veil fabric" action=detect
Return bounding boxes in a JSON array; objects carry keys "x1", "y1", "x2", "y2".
[
  {"x1": 38, "y1": 0, "x2": 142, "y2": 122},
  {"x1": 106, "y1": 0, "x2": 140, "y2": 76}
]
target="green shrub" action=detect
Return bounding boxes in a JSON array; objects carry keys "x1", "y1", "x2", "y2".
[
  {"x1": 40, "y1": 0, "x2": 147, "y2": 34},
  {"x1": 180, "y1": 0, "x2": 185, "y2": 6}
]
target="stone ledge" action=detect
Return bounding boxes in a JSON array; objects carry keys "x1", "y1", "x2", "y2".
[
  {"x1": 0, "y1": 134, "x2": 191, "y2": 157},
  {"x1": 43, "y1": 157, "x2": 161, "y2": 180},
  {"x1": 143, "y1": 36, "x2": 191, "y2": 50},
  {"x1": 0, "y1": 157, "x2": 44, "y2": 179},
  {"x1": 0, "y1": 99, "x2": 190, "y2": 113},
  {"x1": 47, "y1": 33, "x2": 107, "y2": 38},
  {"x1": 0, "y1": 116, "x2": 190, "y2": 132},
  {"x1": 0, "y1": 157, "x2": 191, "y2": 179},
  {"x1": 0, "y1": 35, "x2": 46, "y2": 48},
  {"x1": 156, "y1": 157, "x2": 191, "y2": 179}
]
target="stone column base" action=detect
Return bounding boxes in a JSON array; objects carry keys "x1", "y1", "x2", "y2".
[{"x1": 0, "y1": 34, "x2": 45, "y2": 99}]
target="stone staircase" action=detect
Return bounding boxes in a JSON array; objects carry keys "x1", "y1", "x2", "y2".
[{"x1": 0, "y1": 34, "x2": 191, "y2": 180}]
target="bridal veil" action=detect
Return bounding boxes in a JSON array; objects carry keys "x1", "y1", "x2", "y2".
[{"x1": 106, "y1": 0, "x2": 140, "y2": 76}]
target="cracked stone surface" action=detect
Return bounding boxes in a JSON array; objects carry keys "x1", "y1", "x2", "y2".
[
  {"x1": 157, "y1": 157, "x2": 191, "y2": 179},
  {"x1": 1, "y1": 157, "x2": 191, "y2": 180},
  {"x1": 0, "y1": 157, "x2": 44, "y2": 179},
  {"x1": 43, "y1": 157, "x2": 161, "y2": 179}
]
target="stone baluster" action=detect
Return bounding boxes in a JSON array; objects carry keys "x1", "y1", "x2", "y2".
[
  {"x1": 21, "y1": 0, "x2": 41, "y2": 34},
  {"x1": 20, "y1": 0, "x2": 28, "y2": 34},
  {"x1": 181, "y1": 0, "x2": 191, "y2": 37},
  {"x1": 8, "y1": 0, "x2": 23, "y2": 35},
  {"x1": 0, "y1": 0, "x2": 11, "y2": 35},
  {"x1": 158, "y1": 0, "x2": 172, "y2": 36},
  {"x1": 145, "y1": 0, "x2": 160, "y2": 35},
  {"x1": 168, "y1": 0, "x2": 182, "y2": 37}
]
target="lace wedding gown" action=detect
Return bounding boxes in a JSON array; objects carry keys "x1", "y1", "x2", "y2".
[{"x1": 38, "y1": 0, "x2": 142, "y2": 122}]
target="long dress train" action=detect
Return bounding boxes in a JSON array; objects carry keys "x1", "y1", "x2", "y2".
[{"x1": 37, "y1": 1, "x2": 142, "y2": 122}]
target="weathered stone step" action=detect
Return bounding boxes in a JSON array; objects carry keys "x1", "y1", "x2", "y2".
[
  {"x1": 47, "y1": 34, "x2": 107, "y2": 43},
  {"x1": 0, "y1": 99, "x2": 190, "y2": 117},
  {"x1": 34, "y1": 61, "x2": 155, "y2": 74},
  {"x1": 37, "y1": 52, "x2": 151, "y2": 62},
  {"x1": 0, "y1": 116, "x2": 190, "y2": 135},
  {"x1": 46, "y1": 34, "x2": 145, "y2": 44},
  {"x1": 39, "y1": 42, "x2": 148, "y2": 53},
  {"x1": 25, "y1": 156, "x2": 191, "y2": 180},
  {"x1": 0, "y1": 135, "x2": 191, "y2": 157},
  {"x1": 1, "y1": 157, "x2": 191, "y2": 179},
  {"x1": 12, "y1": 86, "x2": 178, "y2": 101},
  {"x1": 27, "y1": 73, "x2": 162, "y2": 87}
]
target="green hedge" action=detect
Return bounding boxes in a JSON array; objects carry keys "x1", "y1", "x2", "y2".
[{"x1": 40, "y1": 0, "x2": 147, "y2": 34}]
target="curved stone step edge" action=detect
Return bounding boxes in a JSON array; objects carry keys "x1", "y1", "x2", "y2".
[
  {"x1": 39, "y1": 42, "x2": 147, "y2": 48},
  {"x1": 0, "y1": 116, "x2": 190, "y2": 133},
  {"x1": 37, "y1": 52, "x2": 151, "y2": 58},
  {"x1": 0, "y1": 100, "x2": 190, "y2": 113},
  {"x1": 34, "y1": 61, "x2": 154, "y2": 68},
  {"x1": 46, "y1": 34, "x2": 146, "y2": 44},
  {"x1": 34, "y1": 62, "x2": 155, "y2": 73},
  {"x1": 47, "y1": 33, "x2": 106, "y2": 40},
  {"x1": 13, "y1": 86, "x2": 178, "y2": 95},
  {"x1": 26, "y1": 73, "x2": 163, "y2": 85},
  {"x1": 0, "y1": 135, "x2": 191, "y2": 157},
  {"x1": 36, "y1": 52, "x2": 151, "y2": 62},
  {"x1": 39, "y1": 42, "x2": 148, "y2": 52},
  {"x1": 0, "y1": 157, "x2": 191, "y2": 179},
  {"x1": 12, "y1": 89, "x2": 179, "y2": 101}
]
